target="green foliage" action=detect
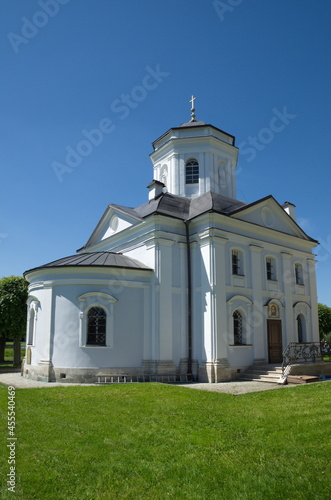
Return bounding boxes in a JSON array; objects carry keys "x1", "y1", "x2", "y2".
[
  {"x1": 322, "y1": 333, "x2": 331, "y2": 345},
  {"x1": 0, "y1": 276, "x2": 28, "y2": 340},
  {"x1": 318, "y1": 303, "x2": 331, "y2": 340},
  {"x1": 0, "y1": 383, "x2": 330, "y2": 499}
]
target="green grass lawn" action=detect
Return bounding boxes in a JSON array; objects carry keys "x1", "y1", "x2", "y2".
[{"x1": 1, "y1": 382, "x2": 330, "y2": 500}]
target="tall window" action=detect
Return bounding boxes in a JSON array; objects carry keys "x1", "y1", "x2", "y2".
[
  {"x1": 232, "y1": 250, "x2": 243, "y2": 275},
  {"x1": 185, "y1": 159, "x2": 199, "y2": 184},
  {"x1": 266, "y1": 257, "x2": 276, "y2": 280},
  {"x1": 295, "y1": 263, "x2": 304, "y2": 285},
  {"x1": 233, "y1": 310, "x2": 243, "y2": 345},
  {"x1": 87, "y1": 307, "x2": 106, "y2": 346},
  {"x1": 297, "y1": 314, "x2": 305, "y2": 343}
]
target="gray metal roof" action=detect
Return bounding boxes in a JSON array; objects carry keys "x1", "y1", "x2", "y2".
[
  {"x1": 134, "y1": 191, "x2": 246, "y2": 221},
  {"x1": 152, "y1": 122, "x2": 236, "y2": 149},
  {"x1": 135, "y1": 193, "x2": 191, "y2": 220},
  {"x1": 24, "y1": 252, "x2": 152, "y2": 275}
]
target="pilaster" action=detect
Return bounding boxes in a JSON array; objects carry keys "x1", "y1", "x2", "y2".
[
  {"x1": 249, "y1": 244, "x2": 265, "y2": 360},
  {"x1": 281, "y1": 251, "x2": 294, "y2": 344},
  {"x1": 307, "y1": 258, "x2": 319, "y2": 342}
]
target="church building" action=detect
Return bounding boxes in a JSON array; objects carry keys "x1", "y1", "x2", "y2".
[{"x1": 23, "y1": 100, "x2": 319, "y2": 383}]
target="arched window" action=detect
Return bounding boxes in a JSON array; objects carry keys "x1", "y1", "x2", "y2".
[
  {"x1": 27, "y1": 308, "x2": 35, "y2": 345},
  {"x1": 185, "y1": 159, "x2": 199, "y2": 184},
  {"x1": 233, "y1": 310, "x2": 243, "y2": 345},
  {"x1": 297, "y1": 314, "x2": 305, "y2": 343},
  {"x1": 295, "y1": 263, "x2": 304, "y2": 285},
  {"x1": 266, "y1": 257, "x2": 277, "y2": 280},
  {"x1": 87, "y1": 307, "x2": 106, "y2": 346}
]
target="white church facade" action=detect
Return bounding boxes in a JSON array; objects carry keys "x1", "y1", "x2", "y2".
[{"x1": 23, "y1": 107, "x2": 319, "y2": 383}]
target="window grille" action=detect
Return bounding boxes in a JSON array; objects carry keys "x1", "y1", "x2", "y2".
[
  {"x1": 87, "y1": 307, "x2": 106, "y2": 346},
  {"x1": 185, "y1": 159, "x2": 199, "y2": 184},
  {"x1": 266, "y1": 257, "x2": 276, "y2": 280},
  {"x1": 233, "y1": 310, "x2": 243, "y2": 345},
  {"x1": 232, "y1": 251, "x2": 241, "y2": 275}
]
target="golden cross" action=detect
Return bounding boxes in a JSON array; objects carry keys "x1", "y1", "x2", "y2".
[{"x1": 189, "y1": 95, "x2": 196, "y2": 109}]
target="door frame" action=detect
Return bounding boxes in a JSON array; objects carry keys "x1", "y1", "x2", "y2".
[{"x1": 267, "y1": 319, "x2": 283, "y2": 363}]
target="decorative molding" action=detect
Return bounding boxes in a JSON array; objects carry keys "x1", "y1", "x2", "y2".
[
  {"x1": 77, "y1": 291, "x2": 118, "y2": 302},
  {"x1": 227, "y1": 294, "x2": 253, "y2": 305}
]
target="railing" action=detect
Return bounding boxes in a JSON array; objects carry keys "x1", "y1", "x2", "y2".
[{"x1": 282, "y1": 342, "x2": 323, "y2": 376}]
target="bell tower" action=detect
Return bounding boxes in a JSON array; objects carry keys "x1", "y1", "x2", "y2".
[{"x1": 150, "y1": 97, "x2": 239, "y2": 199}]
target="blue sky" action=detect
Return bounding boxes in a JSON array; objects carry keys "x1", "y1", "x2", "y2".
[{"x1": 1, "y1": 0, "x2": 331, "y2": 305}]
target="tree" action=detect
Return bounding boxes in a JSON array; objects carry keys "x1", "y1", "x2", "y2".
[
  {"x1": 318, "y1": 303, "x2": 331, "y2": 341},
  {"x1": 0, "y1": 276, "x2": 28, "y2": 365}
]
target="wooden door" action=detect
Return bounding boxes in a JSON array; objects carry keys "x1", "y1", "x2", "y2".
[{"x1": 267, "y1": 320, "x2": 283, "y2": 363}]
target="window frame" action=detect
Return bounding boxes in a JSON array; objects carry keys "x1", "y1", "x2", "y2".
[
  {"x1": 233, "y1": 310, "x2": 244, "y2": 345},
  {"x1": 86, "y1": 306, "x2": 107, "y2": 346},
  {"x1": 232, "y1": 250, "x2": 244, "y2": 276},
  {"x1": 295, "y1": 263, "x2": 304, "y2": 285},
  {"x1": 26, "y1": 296, "x2": 40, "y2": 347},
  {"x1": 77, "y1": 292, "x2": 117, "y2": 348},
  {"x1": 185, "y1": 159, "x2": 199, "y2": 185},
  {"x1": 266, "y1": 257, "x2": 277, "y2": 281},
  {"x1": 297, "y1": 314, "x2": 305, "y2": 343}
]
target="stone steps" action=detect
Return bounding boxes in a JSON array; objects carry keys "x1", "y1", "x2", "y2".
[
  {"x1": 240, "y1": 365, "x2": 283, "y2": 383},
  {"x1": 287, "y1": 375, "x2": 320, "y2": 384}
]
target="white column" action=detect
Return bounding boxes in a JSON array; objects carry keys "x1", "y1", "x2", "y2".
[
  {"x1": 249, "y1": 244, "x2": 265, "y2": 361},
  {"x1": 281, "y1": 252, "x2": 294, "y2": 345},
  {"x1": 179, "y1": 242, "x2": 188, "y2": 364},
  {"x1": 198, "y1": 235, "x2": 213, "y2": 362},
  {"x1": 307, "y1": 258, "x2": 319, "y2": 342},
  {"x1": 214, "y1": 236, "x2": 229, "y2": 362},
  {"x1": 179, "y1": 154, "x2": 185, "y2": 197}
]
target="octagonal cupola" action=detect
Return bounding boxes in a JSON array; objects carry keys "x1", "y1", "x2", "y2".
[{"x1": 149, "y1": 97, "x2": 239, "y2": 199}]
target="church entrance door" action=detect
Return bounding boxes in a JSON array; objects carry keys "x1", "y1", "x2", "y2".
[{"x1": 267, "y1": 319, "x2": 283, "y2": 363}]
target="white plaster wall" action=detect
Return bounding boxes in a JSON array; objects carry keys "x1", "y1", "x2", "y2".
[
  {"x1": 189, "y1": 212, "x2": 319, "y2": 367},
  {"x1": 26, "y1": 268, "x2": 151, "y2": 372}
]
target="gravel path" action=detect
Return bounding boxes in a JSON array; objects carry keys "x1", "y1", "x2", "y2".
[
  {"x1": 0, "y1": 372, "x2": 95, "y2": 389},
  {"x1": 0, "y1": 372, "x2": 285, "y2": 394},
  {"x1": 177, "y1": 381, "x2": 284, "y2": 395}
]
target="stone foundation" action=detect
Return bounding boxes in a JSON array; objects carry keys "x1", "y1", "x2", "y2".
[
  {"x1": 22, "y1": 358, "x2": 180, "y2": 384},
  {"x1": 288, "y1": 362, "x2": 331, "y2": 377},
  {"x1": 198, "y1": 360, "x2": 247, "y2": 383}
]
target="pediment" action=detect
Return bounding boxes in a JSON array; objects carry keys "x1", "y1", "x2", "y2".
[
  {"x1": 230, "y1": 196, "x2": 313, "y2": 241},
  {"x1": 82, "y1": 204, "x2": 142, "y2": 249}
]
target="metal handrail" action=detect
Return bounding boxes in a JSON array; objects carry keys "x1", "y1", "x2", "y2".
[{"x1": 282, "y1": 342, "x2": 322, "y2": 375}]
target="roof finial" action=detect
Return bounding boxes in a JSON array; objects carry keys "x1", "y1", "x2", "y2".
[{"x1": 189, "y1": 95, "x2": 196, "y2": 122}]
